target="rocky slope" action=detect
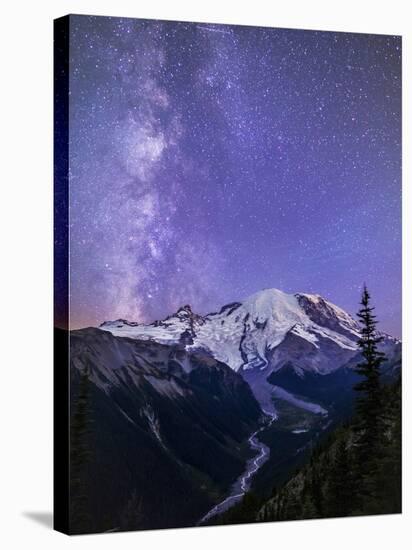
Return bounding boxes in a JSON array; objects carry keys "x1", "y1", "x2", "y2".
[
  {"x1": 68, "y1": 327, "x2": 263, "y2": 533},
  {"x1": 101, "y1": 289, "x2": 400, "y2": 415}
]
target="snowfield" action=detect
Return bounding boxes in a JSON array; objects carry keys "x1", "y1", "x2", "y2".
[{"x1": 101, "y1": 288, "x2": 362, "y2": 375}]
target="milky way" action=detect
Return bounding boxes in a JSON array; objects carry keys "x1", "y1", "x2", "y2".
[{"x1": 66, "y1": 16, "x2": 401, "y2": 335}]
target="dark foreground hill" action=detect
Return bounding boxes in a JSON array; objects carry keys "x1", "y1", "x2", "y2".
[{"x1": 67, "y1": 328, "x2": 262, "y2": 534}]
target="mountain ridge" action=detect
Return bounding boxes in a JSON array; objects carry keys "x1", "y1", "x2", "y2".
[
  {"x1": 100, "y1": 288, "x2": 400, "y2": 416},
  {"x1": 100, "y1": 288, "x2": 399, "y2": 374},
  {"x1": 68, "y1": 327, "x2": 264, "y2": 533}
]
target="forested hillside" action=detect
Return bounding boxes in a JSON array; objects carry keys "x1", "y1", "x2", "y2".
[
  {"x1": 206, "y1": 287, "x2": 401, "y2": 526},
  {"x1": 258, "y1": 376, "x2": 401, "y2": 521},
  {"x1": 205, "y1": 375, "x2": 400, "y2": 526}
]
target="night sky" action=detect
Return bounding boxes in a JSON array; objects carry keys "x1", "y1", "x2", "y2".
[{"x1": 67, "y1": 16, "x2": 401, "y2": 336}]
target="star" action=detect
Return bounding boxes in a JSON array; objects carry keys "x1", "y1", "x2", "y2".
[{"x1": 60, "y1": 15, "x2": 400, "y2": 337}]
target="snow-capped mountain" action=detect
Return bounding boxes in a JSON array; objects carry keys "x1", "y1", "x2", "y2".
[
  {"x1": 101, "y1": 289, "x2": 361, "y2": 372},
  {"x1": 100, "y1": 289, "x2": 400, "y2": 414}
]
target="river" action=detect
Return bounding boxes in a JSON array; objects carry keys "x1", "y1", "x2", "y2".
[{"x1": 199, "y1": 411, "x2": 277, "y2": 524}]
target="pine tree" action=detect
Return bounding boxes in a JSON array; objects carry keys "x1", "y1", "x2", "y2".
[
  {"x1": 282, "y1": 488, "x2": 301, "y2": 520},
  {"x1": 375, "y1": 376, "x2": 402, "y2": 513},
  {"x1": 301, "y1": 495, "x2": 319, "y2": 519},
  {"x1": 353, "y1": 286, "x2": 386, "y2": 506},
  {"x1": 309, "y1": 468, "x2": 324, "y2": 516},
  {"x1": 326, "y1": 438, "x2": 355, "y2": 517},
  {"x1": 70, "y1": 362, "x2": 94, "y2": 533},
  {"x1": 120, "y1": 491, "x2": 144, "y2": 531}
]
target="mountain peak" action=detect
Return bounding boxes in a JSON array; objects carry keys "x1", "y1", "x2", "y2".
[
  {"x1": 176, "y1": 304, "x2": 193, "y2": 315},
  {"x1": 100, "y1": 287, "x2": 368, "y2": 375},
  {"x1": 241, "y1": 288, "x2": 308, "y2": 325},
  {"x1": 295, "y1": 292, "x2": 359, "y2": 337}
]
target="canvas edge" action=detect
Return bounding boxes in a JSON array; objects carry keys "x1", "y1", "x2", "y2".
[{"x1": 53, "y1": 14, "x2": 70, "y2": 536}]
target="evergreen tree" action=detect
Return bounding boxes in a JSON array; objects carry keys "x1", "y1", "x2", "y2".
[
  {"x1": 309, "y1": 468, "x2": 324, "y2": 516},
  {"x1": 301, "y1": 495, "x2": 319, "y2": 519},
  {"x1": 282, "y1": 488, "x2": 301, "y2": 520},
  {"x1": 353, "y1": 286, "x2": 386, "y2": 505},
  {"x1": 374, "y1": 376, "x2": 402, "y2": 513},
  {"x1": 326, "y1": 438, "x2": 355, "y2": 517},
  {"x1": 120, "y1": 491, "x2": 144, "y2": 531},
  {"x1": 70, "y1": 363, "x2": 94, "y2": 533}
]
